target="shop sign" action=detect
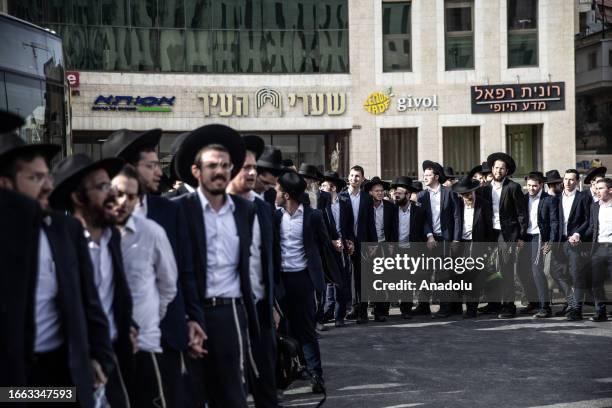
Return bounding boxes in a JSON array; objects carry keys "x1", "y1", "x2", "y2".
[
  {"x1": 471, "y1": 82, "x2": 565, "y2": 113},
  {"x1": 66, "y1": 71, "x2": 79, "y2": 88},
  {"x1": 364, "y1": 90, "x2": 438, "y2": 115},
  {"x1": 92, "y1": 95, "x2": 176, "y2": 112}
]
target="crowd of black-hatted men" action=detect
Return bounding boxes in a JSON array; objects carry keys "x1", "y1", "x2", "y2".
[{"x1": 1, "y1": 108, "x2": 611, "y2": 407}]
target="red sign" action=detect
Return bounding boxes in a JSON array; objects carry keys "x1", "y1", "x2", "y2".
[{"x1": 66, "y1": 71, "x2": 79, "y2": 88}]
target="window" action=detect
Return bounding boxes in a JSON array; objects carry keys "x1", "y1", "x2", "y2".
[
  {"x1": 507, "y1": 0, "x2": 538, "y2": 68},
  {"x1": 445, "y1": 0, "x2": 474, "y2": 70},
  {"x1": 506, "y1": 125, "x2": 542, "y2": 177},
  {"x1": 442, "y1": 127, "x2": 479, "y2": 176},
  {"x1": 380, "y1": 128, "x2": 418, "y2": 180},
  {"x1": 382, "y1": 1, "x2": 412, "y2": 72},
  {"x1": 588, "y1": 51, "x2": 597, "y2": 71}
]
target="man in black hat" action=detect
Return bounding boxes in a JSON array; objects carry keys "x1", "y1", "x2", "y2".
[
  {"x1": 451, "y1": 177, "x2": 494, "y2": 318},
  {"x1": 298, "y1": 163, "x2": 330, "y2": 209},
  {"x1": 102, "y1": 128, "x2": 205, "y2": 407},
  {"x1": 282, "y1": 158, "x2": 297, "y2": 172},
  {"x1": 418, "y1": 160, "x2": 457, "y2": 318},
  {"x1": 274, "y1": 171, "x2": 332, "y2": 394},
  {"x1": 390, "y1": 177, "x2": 427, "y2": 318},
  {"x1": 163, "y1": 132, "x2": 194, "y2": 198},
  {"x1": 442, "y1": 166, "x2": 459, "y2": 187},
  {"x1": 227, "y1": 134, "x2": 280, "y2": 408},
  {"x1": 0, "y1": 112, "x2": 115, "y2": 406},
  {"x1": 256, "y1": 146, "x2": 285, "y2": 207},
  {"x1": 364, "y1": 176, "x2": 398, "y2": 322},
  {"x1": 49, "y1": 153, "x2": 135, "y2": 407},
  {"x1": 320, "y1": 171, "x2": 355, "y2": 327},
  {"x1": 585, "y1": 166, "x2": 608, "y2": 203},
  {"x1": 174, "y1": 124, "x2": 259, "y2": 407}
]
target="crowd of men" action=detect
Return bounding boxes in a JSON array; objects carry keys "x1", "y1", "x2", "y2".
[{"x1": 1, "y1": 108, "x2": 611, "y2": 407}]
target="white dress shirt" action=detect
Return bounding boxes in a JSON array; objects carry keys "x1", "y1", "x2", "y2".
[
  {"x1": 34, "y1": 229, "x2": 64, "y2": 353},
  {"x1": 561, "y1": 189, "x2": 578, "y2": 238},
  {"x1": 133, "y1": 194, "x2": 149, "y2": 218},
  {"x1": 120, "y1": 214, "x2": 178, "y2": 353},
  {"x1": 280, "y1": 205, "x2": 308, "y2": 272},
  {"x1": 598, "y1": 200, "x2": 612, "y2": 243},
  {"x1": 398, "y1": 204, "x2": 411, "y2": 243},
  {"x1": 330, "y1": 196, "x2": 342, "y2": 238},
  {"x1": 349, "y1": 188, "x2": 361, "y2": 236},
  {"x1": 87, "y1": 228, "x2": 117, "y2": 341},
  {"x1": 491, "y1": 180, "x2": 504, "y2": 230},
  {"x1": 463, "y1": 206, "x2": 474, "y2": 240},
  {"x1": 247, "y1": 191, "x2": 265, "y2": 301},
  {"x1": 426, "y1": 185, "x2": 442, "y2": 235},
  {"x1": 374, "y1": 202, "x2": 385, "y2": 242},
  {"x1": 197, "y1": 188, "x2": 242, "y2": 298},
  {"x1": 527, "y1": 190, "x2": 542, "y2": 235}
]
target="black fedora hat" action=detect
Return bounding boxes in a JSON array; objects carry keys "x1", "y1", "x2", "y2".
[
  {"x1": 422, "y1": 160, "x2": 448, "y2": 183},
  {"x1": 480, "y1": 161, "x2": 492, "y2": 174},
  {"x1": 544, "y1": 170, "x2": 562, "y2": 184},
  {"x1": 175, "y1": 124, "x2": 246, "y2": 187},
  {"x1": 278, "y1": 171, "x2": 306, "y2": 198},
  {"x1": 443, "y1": 166, "x2": 459, "y2": 179},
  {"x1": 0, "y1": 110, "x2": 25, "y2": 134},
  {"x1": 257, "y1": 146, "x2": 284, "y2": 176},
  {"x1": 487, "y1": 152, "x2": 516, "y2": 176},
  {"x1": 452, "y1": 176, "x2": 481, "y2": 194},
  {"x1": 242, "y1": 135, "x2": 265, "y2": 160},
  {"x1": 390, "y1": 176, "x2": 417, "y2": 192},
  {"x1": 322, "y1": 171, "x2": 346, "y2": 190},
  {"x1": 298, "y1": 163, "x2": 323, "y2": 181},
  {"x1": 413, "y1": 181, "x2": 423, "y2": 192},
  {"x1": 168, "y1": 132, "x2": 191, "y2": 182},
  {"x1": 49, "y1": 154, "x2": 124, "y2": 211},
  {"x1": 584, "y1": 166, "x2": 607, "y2": 184},
  {"x1": 468, "y1": 164, "x2": 483, "y2": 178},
  {"x1": 102, "y1": 128, "x2": 162, "y2": 160},
  {"x1": 524, "y1": 171, "x2": 545, "y2": 183},
  {"x1": 364, "y1": 176, "x2": 390, "y2": 192},
  {"x1": 0, "y1": 132, "x2": 61, "y2": 165}
]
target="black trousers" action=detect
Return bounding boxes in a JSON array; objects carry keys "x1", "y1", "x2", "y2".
[
  {"x1": 590, "y1": 244, "x2": 611, "y2": 311},
  {"x1": 488, "y1": 230, "x2": 518, "y2": 309},
  {"x1": 28, "y1": 345, "x2": 75, "y2": 408},
  {"x1": 106, "y1": 344, "x2": 130, "y2": 408},
  {"x1": 249, "y1": 300, "x2": 278, "y2": 408},
  {"x1": 202, "y1": 301, "x2": 249, "y2": 408},
  {"x1": 158, "y1": 343, "x2": 186, "y2": 408},
  {"x1": 350, "y1": 249, "x2": 368, "y2": 318},
  {"x1": 129, "y1": 351, "x2": 166, "y2": 408}
]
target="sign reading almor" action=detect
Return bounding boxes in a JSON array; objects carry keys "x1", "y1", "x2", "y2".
[{"x1": 471, "y1": 82, "x2": 565, "y2": 114}]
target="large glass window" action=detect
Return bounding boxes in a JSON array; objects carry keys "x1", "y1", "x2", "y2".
[
  {"x1": 382, "y1": 1, "x2": 412, "y2": 72},
  {"x1": 381, "y1": 128, "x2": 418, "y2": 180},
  {"x1": 508, "y1": 0, "x2": 538, "y2": 68},
  {"x1": 506, "y1": 125, "x2": 542, "y2": 177},
  {"x1": 443, "y1": 127, "x2": 480, "y2": 176},
  {"x1": 8, "y1": 0, "x2": 349, "y2": 73},
  {"x1": 445, "y1": 0, "x2": 474, "y2": 70}
]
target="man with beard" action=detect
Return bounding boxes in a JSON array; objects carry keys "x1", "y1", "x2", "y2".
[
  {"x1": 0, "y1": 112, "x2": 114, "y2": 407},
  {"x1": 103, "y1": 129, "x2": 204, "y2": 407},
  {"x1": 50, "y1": 154, "x2": 136, "y2": 408},
  {"x1": 174, "y1": 124, "x2": 259, "y2": 408},
  {"x1": 111, "y1": 164, "x2": 178, "y2": 407},
  {"x1": 227, "y1": 135, "x2": 280, "y2": 408},
  {"x1": 255, "y1": 146, "x2": 285, "y2": 207}
]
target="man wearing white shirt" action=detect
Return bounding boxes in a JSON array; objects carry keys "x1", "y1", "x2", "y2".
[{"x1": 111, "y1": 165, "x2": 178, "y2": 407}]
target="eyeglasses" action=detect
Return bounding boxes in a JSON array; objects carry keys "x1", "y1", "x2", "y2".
[{"x1": 201, "y1": 161, "x2": 234, "y2": 172}]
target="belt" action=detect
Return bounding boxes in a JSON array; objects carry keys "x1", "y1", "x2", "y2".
[{"x1": 203, "y1": 297, "x2": 242, "y2": 308}]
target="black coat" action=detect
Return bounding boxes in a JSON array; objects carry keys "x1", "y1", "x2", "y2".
[
  {"x1": 585, "y1": 201, "x2": 610, "y2": 245},
  {"x1": 372, "y1": 200, "x2": 399, "y2": 242},
  {"x1": 558, "y1": 190, "x2": 591, "y2": 239},
  {"x1": 162, "y1": 183, "x2": 191, "y2": 199},
  {"x1": 397, "y1": 202, "x2": 427, "y2": 242},
  {"x1": 339, "y1": 190, "x2": 377, "y2": 244},
  {"x1": 523, "y1": 192, "x2": 560, "y2": 243},
  {"x1": 481, "y1": 178, "x2": 528, "y2": 242},
  {"x1": 321, "y1": 194, "x2": 355, "y2": 243},
  {"x1": 453, "y1": 195, "x2": 494, "y2": 242},
  {"x1": 177, "y1": 192, "x2": 260, "y2": 339},
  {"x1": 418, "y1": 185, "x2": 456, "y2": 241},
  {"x1": 254, "y1": 197, "x2": 279, "y2": 329}
]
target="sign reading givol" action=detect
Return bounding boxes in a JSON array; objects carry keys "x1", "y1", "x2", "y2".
[{"x1": 471, "y1": 82, "x2": 564, "y2": 114}]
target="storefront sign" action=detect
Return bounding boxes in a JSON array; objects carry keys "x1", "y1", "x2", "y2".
[
  {"x1": 66, "y1": 71, "x2": 79, "y2": 88},
  {"x1": 92, "y1": 95, "x2": 176, "y2": 112},
  {"x1": 471, "y1": 82, "x2": 565, "y2": 114},
  {"x1": 364, "y1": 90, "x2": 438, "y2": 115}
]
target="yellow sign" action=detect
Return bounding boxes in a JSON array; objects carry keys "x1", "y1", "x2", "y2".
[{"x1": 363, "y1": 91, "x2": 390, "y2": 115}]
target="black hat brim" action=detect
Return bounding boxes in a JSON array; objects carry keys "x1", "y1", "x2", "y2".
[
  {"x1": 545, "y1": 177, "x2": 563, "y2": 184},
  {"x1": 390, "y1": 182, "x2": 417, "y2": 192},
  {"x1": 487, "y1": 153, "x2": 516, "y2": 176},
  {"x1": 0, "y1": 111, "x2": 25, "y2": 134},
  {"x1": 584, "y1": 166, "x2": 607, "y2": 184},
  {"x1": 111, "y1": 128, "x2": 162, "y2": 159},
  {"x1": 0, "y1": 143, "x2": 61, "y2": 164},
  {"x1": 452, "y1": 181, "x2": 481, "y2": 194},
  {"x1": 364, "y1": 179, "x2": 391, "y2": 192},
  {"x1": 242, "y1": 135, "x2": 265, "y2": 160},
  {"x1": 175, "y1": 124, "x2": 245, "y2": 187},
  {"x1": 322, "y1": 175, "x2": 347, "y2": 190},
  {"x1": 422, "y1": 160, "x2": 448, "y2": 183},
  {"x1": 49, "y1": 157, "x2": 124, "y2": 211}
]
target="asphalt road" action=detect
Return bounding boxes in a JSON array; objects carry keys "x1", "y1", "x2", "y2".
[{"x1": 277, "y1": 306, "x2": 612, "y2": 408}]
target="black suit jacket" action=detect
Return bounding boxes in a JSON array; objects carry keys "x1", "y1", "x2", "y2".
[
  {"x1": 398, "y1": 202, "x2": 427, "y2": 242},
  {"x1": 559, "y1": 190, "x2": 591, "y2": 239},
  {"x1": 339, "y1": 190, "x2": 377, "y2": 245},
  {"x1": 253, "y1": 197, "x2": 278, "y2": 329},
  {"x1": 482, "y1": 179, "x2": 528, "y2": 241},
  {"x1": 322, "y1": 194, "x2": 355, "y2": 243},
  {"x1": 585, "y1": 201, "x2": 610, "y2": 245},
  {"x1": 373, "y1": 200, "x2": 399, "y2": 242},
  {"x1": 263, "y1": 187, "x2": 277, "y2": 208},
  {"x1": 523, "y1": 192, "x2": 560, "y2": 243},
  {"x1": 177, "y1": 192, "x2": 260, "y2": 339},
  {"x1": 162, "y1": 183, "x2": 191, "y2": 199},
  {"x1": 453, "y1": 195, "x2": 494, "y2": 242},
  {"x1": 418, "y1": 185, "x2": 456, "y2": 241}
]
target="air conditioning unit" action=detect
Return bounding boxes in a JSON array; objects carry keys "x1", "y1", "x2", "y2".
[{"x1": 586, "y1": 10, "x2": 597, "y2": 25}]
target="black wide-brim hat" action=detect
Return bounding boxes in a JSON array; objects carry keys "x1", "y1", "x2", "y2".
[
  {"x1": 278, "y1": 171, "x2": 306, "y2": 197},
  {"x1": 49, "y1": 154, "x2": 124, "y2": 211},
  {"x1": 422, "y1": 160, "x2": 448, "y2": 183},
  {"x1": 257, "y1": 146, "x2": 284, "y2": 176},
  {"x1": 0, "y1": 133, "x2": 61, "y2": 164},
  {"x1": 322, "y1": 171, "x2": 346, "y2": 190},
  {"x1": 390, "y1": 176, "x2": 417, "y2": 192},
  {"x1": 452, "y1": 176, "x2": 481, "y2": 194},
  {"x1": 242, "y1": 135, "x2": 265, "y2": 160},
  {"x1": 175, "y1": 124, "x2": 245, "y2": 187},
  {"x1": 413, "y1": 181, "x2": 423, "y2": 192},
  {"x1": 364, "y1": 176, "x2": 390, "y2": 192},
  {"x1": 468, "y1": 164, "x2": 483, "y2": 178},
  {"x1": 298, "y1": 163, "x2": 323, "y2": 181},
  {"x1": 443, "y1": 166, "x2": 459, "y2": 178},
  {"x1": 102, "y1": 128, "x2": 162, "y2": 159},
  {"x1": 0, "y1": 110, "x2": 25, "y2": 134},
  {"x1": 584, "y1": 166, "x2": 607, "y2": 184},
  {"x1": 544, "y1": 170, "x2": 563, "y2": 184},
  {"x1": 487, "y1": 152, "x2": 516, "y2": 176},
  {"x1": 168, "y1": 132, "x2": 191, "y2": 182}
]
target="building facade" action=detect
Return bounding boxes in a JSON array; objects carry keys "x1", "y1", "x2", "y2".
[{"x1": 5, "y1": 0, "x2": 576, "y2": 179}]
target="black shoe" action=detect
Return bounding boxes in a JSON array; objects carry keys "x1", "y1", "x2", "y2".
[
  {"x1": 497, "y1": 308, "x2": 516, "y2": 319},
  {"x1": 334, "y1": 319, "x2": 345, "y2": 327},
  {"x1": 311, "y1": 375, "x2": 326, "y2": 394},
  {"x1": 519, "y1": 303, "x2": 538, "y2": 315},
  {"x1": 432, "y1": 310, "x2": 450, "y2": 319},
  {"x1": 533, "y1": 309, "x2": 552, "y2": 318},
  {"x1": 356, "y1": 316, "x2": 369, "y2": 324},
  {"x1": 316, "y1": 322, "x2": 328, "y2": 332},
  {"x1": 322, "y1": 311, "x2": 334, "y2": 324},
  {"x1": 554, "y1": 303, "x2": 569, "y2": 317},
  {"x1": 463, "y1": 309, "x2": 477, "y2": 319},
  {"x1": 590, "y1": 311, "x2": 608, "y2": 322},
  {"x1": 566, "y1": 309, "x2": 583, "y2": 321},
  {"x1": 412, "y1": 304, "x2": 431, "y2": 315},
  {"x1": 374, "y1": 315, "x2": 387, "y2": 322},
  {"x1": 401, "y1": 313, "x2": 412, "y2": 320},
  {"x1": 478, "y1": 304, "x2": 501, "y2": 314},
  {"x1": 345, "y1": 311, "x2": 358, "y2": 320}
]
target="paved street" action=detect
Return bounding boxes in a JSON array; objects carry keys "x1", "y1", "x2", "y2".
[{"x1": 278, "y1": 307, "x2": 612, "y2": 408}]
